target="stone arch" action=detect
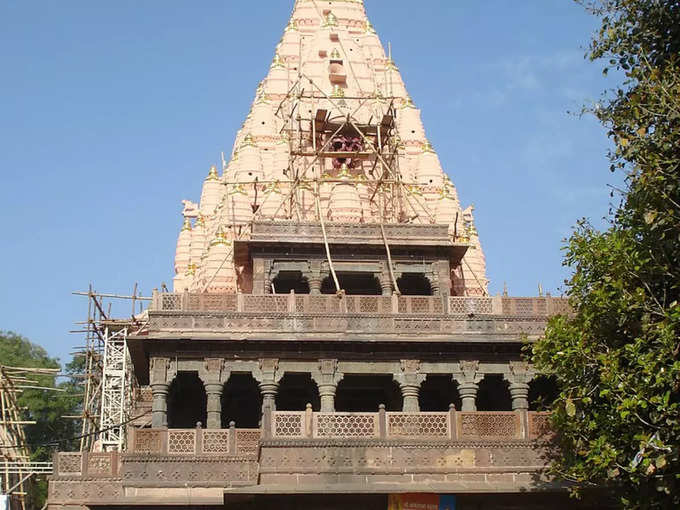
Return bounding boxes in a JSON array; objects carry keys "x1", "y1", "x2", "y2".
[
  {"x1": 529, "y1": 375, "x2": 559, "y2": 411},
  {"x1": 167, "y1": 372, "x2": 207, "y2": 429},
  {"x1": 336, "y1": 374, "x2": 403, "y2": 412},
  {"x1": 272, "y1": 271, "x2": 310, "y2": 294},
  {"x1": 221, "y1": 373, "x2": 262, "y2": 428},
  {"x1": 321, "y1": 273, "x2": 381, "y2": 295},
  {"x1": 476, "y1": 374, "x2": 512, "y2": 411},
  {"x1": 419, "y1": 374, "x2": 461, "y2": 411},
  {"x1": 397, "y1": 273, "x2": 433, "y2": 295},
  {"x1": 276, "y1": 373, "x2": 320, "y2": 411}
]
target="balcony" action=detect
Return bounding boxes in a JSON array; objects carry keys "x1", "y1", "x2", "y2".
[
  {"x1": 145, "y1": 293, "x2": 569, "y2": 340},
  {"x1": 49, "y1": 410, "x2": 554, "y2": 505}
]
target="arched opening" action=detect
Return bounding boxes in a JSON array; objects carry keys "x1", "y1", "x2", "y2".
[
  {"x1": 272, "y1": 271, "x2": 310, "y2": 294},
  {"x1": 336, "y1": 375, "x2": 403, "y2": 412},
  {"x1": 529, "y1": 375, "x2": 560, "y2": 411},
  {"x1": 476, "y1": 374, "x2": 512, "y2": 411},
  {"x1": 419, "y1": 375, "x2": 461, "y2": 411},
  {"x1": 321, "y1": 273, "x2": 381, "y2": 295},
  {"x1": 167, "y1": 372, "x2": 207, "y2": 429},
  {"x1": 276, "y1": 373, "x2": 320, "y2": 411},
  {"x1": 221, "y1": 373, "x2": 262, "y2": 428},
  {"x1": 397, "y1": 273, "x2": 433, "y2": 296}
]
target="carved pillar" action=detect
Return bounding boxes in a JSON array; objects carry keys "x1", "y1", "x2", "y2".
[
  {"x1": 253, "y1": 358, "x2": 283, "y2": 414},
  {"x1": 150, "y1": 357, "x2": 176, "y2": 428},
  {"x1": 394, "y1": 360, "x2": 426, "y2": 412},
  {"x1": 506, "y1": 361, "x2": 534, "y2": 411},
  {"x1": 263, "y1": 259, "x2": 273, "y2": 294},
  {"x1": 311, "y1": 359, "x2": 344, "y2": 412},
  {"x1": 453, "y1": 360, "x2": 483, "y2": 412},
  {"x1": 379, "y1": 265, "x2": 393, "y2": 296},
  {"x1": 428, "y1": 271, "x2": 440, "y2": 296},
  {"x1": 199, "y1": 358, "x2": 229, "y2": 429},
  {"x1": 307, "y1": 261, "x2": 323, "y2": 295}
]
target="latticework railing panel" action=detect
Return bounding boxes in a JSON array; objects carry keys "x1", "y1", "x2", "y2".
[
  {"x1": 295, "y1": 295, "x2": 344, "y2": 314},
  {"x1": 528, "y1": 412, "x2": 553, "y2": 439},
  {"x1": 459, "y1": 412, "x2": 520, "y2": 439},
  {"x1": 57, "y1": 453, "x2": 83, "y2": 475},
  {"x1": 235, "y1": 429, "x2": 261, "y2": 456},
  {"x1": 133, "y1": 429, "x2": 163, "y2": 453},
  {"x1": 272, "y1": 411, "x2": 306, "y2": 438},
  {"x1": 398, "y1": 296, "x2": 443, "y2": 314},
  {"x1": 243, "y1": 294, "x2": 289, "y2": 313},
  {"x1": 202, "y1": 430, "x2": 231, "y2": 454},
  {"x1": 449, "y1": 297, "x2": 493, "y2": 315},
  {"x1": 313, "y1": 413, "x2": 379, "y2": 438},
  {"x1": 386, "y1": 412, "x2": 450, "y2": 438},
  {"x1": 167, "y1": 430, "x2": 196, "y2": 455}
]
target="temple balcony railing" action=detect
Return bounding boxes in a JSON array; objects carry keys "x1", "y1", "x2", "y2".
[
  {"x1": 146, "y1": 293, "x2": 569, "y2": 337},
  {"x1": 150, "y1": 292, "x2": 569, "y2": 317},
  {"x1": 267, "y1": 408, "x2": 552, "y2": 442},
  {"x1": 49, "y1": 411, "x2": 554, "y2": 501}
]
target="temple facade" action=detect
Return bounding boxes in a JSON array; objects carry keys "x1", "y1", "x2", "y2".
[{"x1": 47, "y1": 1, "x2": 603, "y2": 509}]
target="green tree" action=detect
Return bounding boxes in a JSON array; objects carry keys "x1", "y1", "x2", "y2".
[
  {"x1": 0, "y1": 331, "x2": 80, "y2": 509},
  {"x1": 531, "y1": 1, "x2": 680, "y2": 508}
]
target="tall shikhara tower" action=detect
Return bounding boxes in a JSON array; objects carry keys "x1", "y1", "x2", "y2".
[{"x1": 173, "y1": 0, "x2": 488, "y2": 296}]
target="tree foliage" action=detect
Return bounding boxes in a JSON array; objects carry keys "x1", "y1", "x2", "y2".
[
  {"x1": 531, "y1": 1, "x2": 680, "y2": 508},
  {"x1": 0, "y1": 331, "x2": 81, "y2": 508}
]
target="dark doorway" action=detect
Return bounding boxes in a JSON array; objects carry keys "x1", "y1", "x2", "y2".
[
  {"x1": 476, "y1": 374, "x2": 512, "y2": 411},
  {"x1": 397, "y1": 273, "x2": 432, "y2": 295},
  {"x1": 419, "y1": 375, "x2": 461, "y2": 411},
  {"x1": 167, "y1": 372, "x2": 207, "y2": 429},
  {"x1": 221, "y1": 373, "x2": 262, "y2": 428},
  {"x1": 276, "y1": 373, "x2": 320, "y2": 411},
  {"x1": 529, "y1": 375, "x2": 559, "y2": 411},
  {"x1": 272, "y1": 271, "x2": 310, "y2": 294},
  {"x1": 335, "y1": 375, "x2": 403, "y2": 411},
  {"x1": 321, "y1": 273, "x2": 381, "y2": 295}
]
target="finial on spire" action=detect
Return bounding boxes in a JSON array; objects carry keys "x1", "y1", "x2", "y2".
[
  {"x1": 402, "y1": 96, "x2": 416, "y2": 109},
  {"x1": 322, "y1": 11, "x2": 338, "y2": 28},
  {"x1": 206, "y1": 165, "x2": 220, "y2": 181},
  {"x1": 422, "y1": 141, "x2": 436, "y2": 153},
  {"x1": 241, "y1": 133, "x2": 257, "y2": 148},
  {"x1": 330, "y1": 48, "x2": 342, "y2": 60},
  {"x1": 181, "y1": 217, "x2": 192, "y2": 232},
  {"x1": 271, "y1": 53, "x2": 286, "y2": 69},
  {"x1": 331, "y1": 84, "x2": 345, "y2": 98}
]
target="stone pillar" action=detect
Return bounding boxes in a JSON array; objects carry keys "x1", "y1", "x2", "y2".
[
  {"x1": 149, "y1": 357, "x2": 176, "y2": 428},
  {"x1": 312, "y1": 359, "x2": 344, "y2": 413},
  {"x1": 394, "y1": 360, "x2": 425, "y2": 412},
  {"x1": 453, "y1": 360, "x2": 483, "y2": 412},
  {"x1": 428, "y1": 271, "x2": 440, "y2": 296},
  {"x1": 379, "y1": 270, "x2": 393, "y2": 296},
  {"x1": 199, "y1": 358, "x2": 229, "y2": 429},
  {"x1": 151, "y1": 383, "x2": 169, "y2": 428},
  {"x1": 204, "y1": 383, "x2": 224, "y2": 429},
  {"x1": 506, "y1": 361, "x2": 534, "y2": 411},
  {"x1": 307, "y1": 261, "x2": 324, "y2": 295},
  {"x1": 253, "y1": 358, "x2": 282, "y2": 414}
]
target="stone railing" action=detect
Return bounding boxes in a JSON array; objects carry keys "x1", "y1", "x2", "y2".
[
  {"x1": 54, "y1": 451, "x2": 120, "y2": 478},
  {"x1": 268, "y1": 408, "x2": 552, "y2": 441},
  {"x1": 151, "y1": 292, "x2": 567, "y2": 317},
  {"x1": 249, "y1": 221, "x2": 452, "y2": 246},
  {"x1": 127, "y1": 425, "x2": 260, "y2": 457}
]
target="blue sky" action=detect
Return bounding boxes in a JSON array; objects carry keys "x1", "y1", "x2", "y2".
[{"x1": 0, "y1": 0, "x2": 620, "y2": 364}]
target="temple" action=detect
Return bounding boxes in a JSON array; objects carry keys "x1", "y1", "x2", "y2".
[{"x1": 47, "y1": 1, "x2": 593, "y2": 509}]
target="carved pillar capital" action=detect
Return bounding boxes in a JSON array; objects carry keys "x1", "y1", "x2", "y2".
[
  {"x1": 253, "y1": 358, "x2": 282, "y2": 412},
  {"x1": 149, "y1": 357, "x2": 176, "y2": 385},
  {"x1": 311, "y1": 359, "x2": 344, "y2": 412},
  {"x1": 453, "y1": 360, "x2": 483, "y2": 412},
  {"x1": 199, "y1": 358, "x2": 229, "y2": 384},
  {"x1": 394, "y1": 360, "x2": 426, "y2": 412},
  {"x1": 306, "y1": 261, "x2": 324, "y2": 295},
  {"x1": 505, "y1": 361, "x2": 534, "y2": 411}
]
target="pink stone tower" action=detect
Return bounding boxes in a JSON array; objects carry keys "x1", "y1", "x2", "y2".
[{"x1": 173, "y1": 0, "x2": 488, "y2": 296}]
